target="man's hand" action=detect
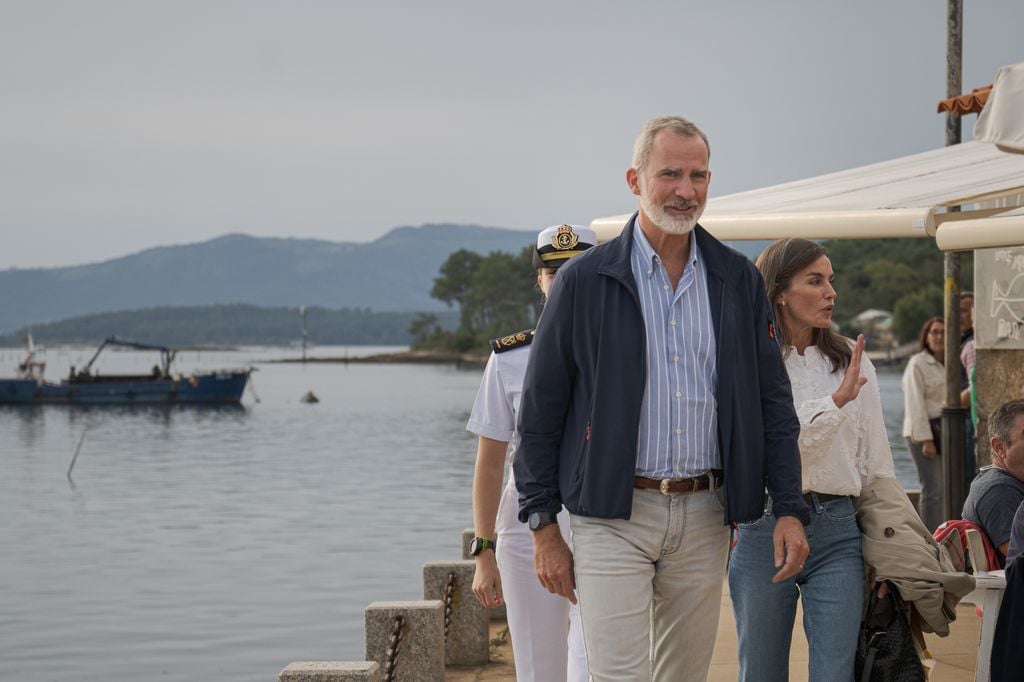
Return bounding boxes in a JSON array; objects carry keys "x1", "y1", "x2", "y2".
[
  {"x1": 922, "y1": 440, "x2": 938, "y2": 458},
  {"x1": 832, "y1": 334, "x2": 868, "y2": 409},
  {"x1": 532, "y1": 524, "x2": 577, "y2": 604},
  {"x1": 772, "y1": 515, "x2": 809, "y2": 583},
  {"x1": 471, "y1": 551, "x2": 504, "y2": 608}
]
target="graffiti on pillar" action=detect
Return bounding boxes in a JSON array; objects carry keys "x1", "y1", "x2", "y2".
[
  {"x1": 978, "y1": 246, "x2": 1024, "y2": 348},
  {"x1": 992, "y1": 274, "x2": 1024, "y2": 323}
]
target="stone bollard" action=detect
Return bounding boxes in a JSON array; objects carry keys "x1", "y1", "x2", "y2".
[
  {"x1": 461, "y1": 528, "x2": 506, "y2": 621},
  {"x1": 460, "y1": 528, "x2": 474, "y2": 561},
  {"x1": 365, "y1": 600, "x2": 444, "y2": 682},
  {"x1": 423, "y1": 560, "x2": 489, "y2": 666},
  {"x1": 279, "y1": 661, "x2": 381, "y2": 682}
]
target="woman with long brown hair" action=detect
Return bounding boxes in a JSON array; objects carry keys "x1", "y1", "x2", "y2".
[
  {"x1": 902, "y1": 316, "x2": 946, "y2": 531},
  {"x1": 729, "y1": 238, "x2": 896, "y2": 681}
]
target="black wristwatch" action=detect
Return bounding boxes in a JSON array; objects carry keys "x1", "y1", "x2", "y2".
[
  {"x1": 528, "y1": 511, "x2": 558, "y2": 531},
  {"x1": 469, "y1": 536, "x2": 496, "y2": 556}
]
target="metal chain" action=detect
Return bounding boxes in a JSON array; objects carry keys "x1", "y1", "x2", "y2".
[
  {"x1": 382, "y1": 614, "x2": 404, "y2": 682},
  {"x1": 443, "y1": 571, "x2": 457, "y2": 641}
]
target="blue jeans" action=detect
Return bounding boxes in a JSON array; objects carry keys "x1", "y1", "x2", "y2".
[{"x1": 728, "y1": 494, "x2": 864, "y2": 682}]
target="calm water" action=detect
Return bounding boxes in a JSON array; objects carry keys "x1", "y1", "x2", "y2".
[{"x1": 0, "y1": 346, "x2": 916, "y2": 681}]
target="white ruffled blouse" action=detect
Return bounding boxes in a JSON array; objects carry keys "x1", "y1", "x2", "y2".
[{"x1": 784, "y1": 345, "x2": 896, "y2": 496}]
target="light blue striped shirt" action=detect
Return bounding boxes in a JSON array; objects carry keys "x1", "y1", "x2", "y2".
[{"x1": 631, "y1": 224, "x2": 720, "y2": 478}]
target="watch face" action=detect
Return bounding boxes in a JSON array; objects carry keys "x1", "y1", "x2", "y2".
[
  {"x1": 528, "y1": 512, "x2": 548, "y2": 531},
  {"x1": 470, "y1": 537, "x2": 492, "y2": 556}
]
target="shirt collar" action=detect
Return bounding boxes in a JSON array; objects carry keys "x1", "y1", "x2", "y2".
[{"x1": 632, "y1": 220, "x2": 701, "y2": 280}]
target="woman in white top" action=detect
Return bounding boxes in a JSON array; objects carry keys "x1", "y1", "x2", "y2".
[
  {"x1": 902, "y1": 316, "x2": 946, "y2": 531},
  {"x1": 729, "y1": 238, "x2": 896, "y2": 682},
  {"x1": 466, "y1": 224, "x2": 594, "y2": 682}
]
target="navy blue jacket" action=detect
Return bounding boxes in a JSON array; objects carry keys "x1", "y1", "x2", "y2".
[{"x1": 514, "y1": 215, "x2": 809, "y2": 525}]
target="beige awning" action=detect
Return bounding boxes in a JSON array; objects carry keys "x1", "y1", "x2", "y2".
[
  {"x1": 936, "y1": 208, "x2": 1024, "y2": 251},
  {"x1": 591, "y1": 140, "x2": 1024, "y2": 243}
]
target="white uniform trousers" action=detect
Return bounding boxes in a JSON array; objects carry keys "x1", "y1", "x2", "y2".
[
  {"x1": 496, "y1": 498, "x2": 587, "y2": 682},
  {"x1": 569, "y1": 487, "x2": 729, "y2": 682}
]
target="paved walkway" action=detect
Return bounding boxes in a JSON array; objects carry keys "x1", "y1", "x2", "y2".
[{"x1": 447, "y1": 588, "x2": 984, "y2": 681}]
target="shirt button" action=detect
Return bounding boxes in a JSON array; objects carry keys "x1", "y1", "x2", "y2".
[
  {"x1": 663, "y1": 285, "x2": 669, "y2": 291},
  {"x1": 676, "y1": 428, "x2": 682, "y2": 434},
  {"x1": 673, "y1": 355, "x2": 679, "y2": 362},
  {"x1": 670, "y1": 319, "x2": 677, "y2": 326},
  {"x1": 676, "y1": 391, "x2": 682, "y2": 398}
]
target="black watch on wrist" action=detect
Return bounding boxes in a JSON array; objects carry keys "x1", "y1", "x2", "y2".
[
  {"x1": 470, "y1": 536, "x2": 496, "y2": 556},
  {"x1": 528, "y1": 511, "x2": 558, "y2": 531}
]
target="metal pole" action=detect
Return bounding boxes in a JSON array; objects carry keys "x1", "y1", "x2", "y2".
[
  {"x1": 300, "y1": 305, "x2": 308, "y2": 363},
  {"x1": 941, "y1": 0, "x2": 967, "y2": 521}
]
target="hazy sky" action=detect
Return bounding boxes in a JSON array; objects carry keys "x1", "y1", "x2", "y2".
[{"x1": 3, "y1": 1, "x2": 1023, "y2": 269}]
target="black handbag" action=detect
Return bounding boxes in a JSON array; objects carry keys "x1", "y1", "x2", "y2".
[
  {"x1": 928, "y1": 417, "x2": 943, "y2": 455},
  {"x1": 855, "y1": 585, "x2": 924, "y2": 682}
]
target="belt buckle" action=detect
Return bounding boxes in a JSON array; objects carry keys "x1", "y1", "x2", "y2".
[{"x1": 659, "y1": 479, "x2": 671, "y2": 495}]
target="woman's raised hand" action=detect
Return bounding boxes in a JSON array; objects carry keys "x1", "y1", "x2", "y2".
[{"x1": 832, "y1": 334, "x2": 868, "y2": 409}]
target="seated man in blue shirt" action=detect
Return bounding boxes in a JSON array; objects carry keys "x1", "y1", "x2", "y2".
[{"x1": 963, "y1": 399, "x2": 1024, "y2": 566}]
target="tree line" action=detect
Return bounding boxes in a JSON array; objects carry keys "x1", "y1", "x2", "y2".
[
  {"x1": 825, "y1": 238, "x2": 972, "y2": 343},
  {"x1": 413, "y1": 237, "x2": 968, "y2": 353},
  {"x1": 410, "y1": 246, "x2": 541, "y2": 352},
  {"x1": 0, "y1": 304, "x2": 457, "y2": 348}
]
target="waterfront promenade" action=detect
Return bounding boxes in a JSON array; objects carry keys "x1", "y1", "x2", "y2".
[{"x1": 447, "y1": 586, "x2": 985, "y2": 681}]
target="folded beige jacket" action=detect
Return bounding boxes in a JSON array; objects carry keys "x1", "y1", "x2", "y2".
[{"x1": 854, "y1": 476, "x2": 976, "y2": 636}]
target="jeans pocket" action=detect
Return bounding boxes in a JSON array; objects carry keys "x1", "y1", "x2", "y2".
[
  {"x1": 711, "y1": 487, "x2": 726, "y2": 512},
  {"x1": 737, "y1": 510, "x2": 769, "y2": 529},
  {"x1": 820, "y1": 498, "x2": 856, "y2": 523}
]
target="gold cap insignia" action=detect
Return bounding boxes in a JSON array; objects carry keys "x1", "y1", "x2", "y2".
[{"x1": 551, "y1": 225, "x2": 579, "y2": 251}]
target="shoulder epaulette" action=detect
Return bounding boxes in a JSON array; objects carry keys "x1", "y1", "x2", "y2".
[{"x1": 490, "y1": 329, "x2": 535, "y2": 353}]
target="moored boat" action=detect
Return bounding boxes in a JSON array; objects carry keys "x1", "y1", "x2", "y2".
[{"x1": 0, "y1": 336, "x2": 251, "y2": 405}]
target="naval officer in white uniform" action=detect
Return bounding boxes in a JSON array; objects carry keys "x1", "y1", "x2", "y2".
[{"x1": 467, "y1": 224, "x2": 596, "y2": 682}]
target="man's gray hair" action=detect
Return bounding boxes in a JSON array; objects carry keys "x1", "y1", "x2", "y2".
[
  {"x1": 632, "y1": 116, "x2": 711, "y2": 173},
  {"x1": 989, "y1": 398, "x2": 1024, "y2": 446}
]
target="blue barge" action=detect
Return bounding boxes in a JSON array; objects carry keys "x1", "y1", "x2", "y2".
[{"x1": 0, "y1": 336, "x2": 251, "y2": 405}]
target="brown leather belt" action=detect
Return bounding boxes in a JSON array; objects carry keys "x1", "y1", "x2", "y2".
[
  {"x1": 803, "y1": 492, "x2": 848, "y2": 506},
  {"x1": 634, "y1": 470, "x2": 724, "y2": 495}
]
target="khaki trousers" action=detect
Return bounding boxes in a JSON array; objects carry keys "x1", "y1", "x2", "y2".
[{"x1": 569, "y1": 487, "x2": 729, "y2": 681}]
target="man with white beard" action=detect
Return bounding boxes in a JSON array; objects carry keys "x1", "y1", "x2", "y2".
[{"x1": 514, "y1": 116, "x2": 810, "y2": 681}]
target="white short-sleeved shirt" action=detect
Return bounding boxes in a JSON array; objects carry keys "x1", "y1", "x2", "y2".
[{"x1": 467, "y1": 345, "x2": 530, "y2": 534}]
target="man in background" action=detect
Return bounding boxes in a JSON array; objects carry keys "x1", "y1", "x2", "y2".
[{"x1": 963, "y1": 398, "x2": 1024, "y2": 567}]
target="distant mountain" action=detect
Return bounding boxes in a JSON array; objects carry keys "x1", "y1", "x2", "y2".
[
  {"x1": 0, "y1": 304, "x2": 459, "y2": 347},
  {"x1": 0, "y1": 224, "x2": 535, "y2": 332},
  {"x1": 0, "y1": 223, "x2": 768, "y2": 333}
]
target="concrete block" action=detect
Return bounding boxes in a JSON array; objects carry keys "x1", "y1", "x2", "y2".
[
  {"x1": 365, "y1": 600, "x2": 444, "y2": 682},
  {"x1": 460, "y1": 529, "x2": 506, "y2": 622},
  {"x1": 423, "y1": 560, "x2": 488, "y2": 666},
  {"x1": 279, "y1": 661, "x2": 380, "y2": 682}
]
